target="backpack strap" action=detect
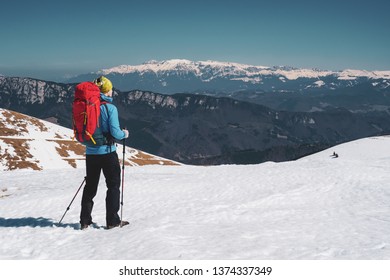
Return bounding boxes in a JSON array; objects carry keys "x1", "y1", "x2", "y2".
[{"x1": 101, "y1": 103, "x2": 115, "y2": 146}]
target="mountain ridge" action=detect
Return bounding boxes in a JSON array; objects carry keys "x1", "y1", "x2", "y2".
[
  {"x1": 66, "y1": 59, "x2": 390, "y2": 99},
  {"x1": 98, "y1": 59, "x2": 390, "y2": 80},
  {"x1": 2, "y1": 76, "x2": 390, "y2": 165}
]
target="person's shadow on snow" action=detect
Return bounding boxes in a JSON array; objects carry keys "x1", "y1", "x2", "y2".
[{"x1": 0, "y1": 217, "x2": 79, "y2": 229}]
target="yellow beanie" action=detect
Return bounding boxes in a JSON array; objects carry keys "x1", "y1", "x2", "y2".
[{"x1": 93, "y1": 76, "x2": 113, "y2": 93}]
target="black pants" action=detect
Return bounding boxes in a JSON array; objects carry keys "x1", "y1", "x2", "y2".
[{"x1": 80, "y1": 152, "x2": 121, "y2": 227}]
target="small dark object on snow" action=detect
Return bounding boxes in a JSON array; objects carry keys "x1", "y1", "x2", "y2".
[{"x1": 330, "y1": 151, "x2": 339, "y2": 158}]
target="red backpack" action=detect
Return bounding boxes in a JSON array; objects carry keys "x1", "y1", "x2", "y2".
[{"x1": 72, "y1": 82, "x2": 101, "y2": 145}]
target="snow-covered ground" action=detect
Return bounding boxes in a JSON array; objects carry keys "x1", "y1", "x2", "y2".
[{"x1": 1, "y1": 136, "x2": 390, "y2": 260}]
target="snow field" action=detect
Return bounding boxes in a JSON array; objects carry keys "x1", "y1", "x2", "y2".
[{"x1": 1, "y1": 136, "x2": 390, "y2": 260}]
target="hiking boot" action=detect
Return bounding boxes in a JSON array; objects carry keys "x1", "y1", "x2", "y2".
[
  {"x1": 80, "y1": 224, "x2": 89, "y2": 230},
  {"x1": 106, "y1": 220, "x2": 129, "y2": 229},
  {"x1": 80, "y1": 221, "x2": 93, "y2": 230}
]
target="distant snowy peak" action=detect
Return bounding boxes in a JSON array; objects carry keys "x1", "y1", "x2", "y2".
[
  {"x1": 98, "y1": 59, "x2": 390, "y2": 81},
  {"x1": 338, "y1": 69, "x2": 390, "y2": 80},
  {"x1": 99, "y1": 59, "x2": 268, "y2": 77}
]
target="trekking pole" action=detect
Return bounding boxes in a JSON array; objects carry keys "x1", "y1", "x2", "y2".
[
  {"x1": 58, "y1": 176, "x2": 86, "y2": 225},
  {"x1": 120, "y1": 137, "x2": 126, "y2": 227}
]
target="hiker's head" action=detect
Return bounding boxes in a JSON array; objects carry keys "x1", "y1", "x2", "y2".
[{"x1": 93, "y1": 76, "x2": 113, "y2": 96}]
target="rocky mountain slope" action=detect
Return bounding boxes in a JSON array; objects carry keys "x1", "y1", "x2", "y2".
[
  {"x1": 1, "y1": 77, "x2": 390, "y2": 165},
  {"x1": 114, "y1": 91, "x2": 390, "y2": 164},
  {"x1": 0, "y1": 108, "x2": 179, "y2": 171}
]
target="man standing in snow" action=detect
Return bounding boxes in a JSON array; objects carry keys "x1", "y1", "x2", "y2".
[{"x1": 80, "y1": 76, "x2": 129, "y2": 230}]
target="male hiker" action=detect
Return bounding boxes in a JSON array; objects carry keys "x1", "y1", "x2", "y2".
[{"x1": 77, "y1": 76, "x2": 129, "y2": 230}]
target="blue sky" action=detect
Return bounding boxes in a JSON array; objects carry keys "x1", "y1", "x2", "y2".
[{"x1": 1, "y1": 0, "x2": 389, "y2": 80}]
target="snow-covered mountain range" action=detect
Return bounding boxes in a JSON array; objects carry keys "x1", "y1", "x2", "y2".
[
  {"x1": 68, "y1": 59, "x2": 390, "y2": 94},
  {"x1": 100, "y1": 59, "x2": 390, "y2": 81},
  {"x1": 0, "y1": 108, "x2": 179, "y2": 171}
]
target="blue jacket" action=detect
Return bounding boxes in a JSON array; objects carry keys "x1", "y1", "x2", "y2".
[{"x1": 86, "y1": 93, "x2": 126, "y2": 155}]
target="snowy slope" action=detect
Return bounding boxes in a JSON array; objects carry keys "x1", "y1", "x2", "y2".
[
  {"x1": 0, "y1": 108, "x2": 179, "y2": 171},
  {"x1": 1, "y1": 136, "x2": 390, "y2": 260}
]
